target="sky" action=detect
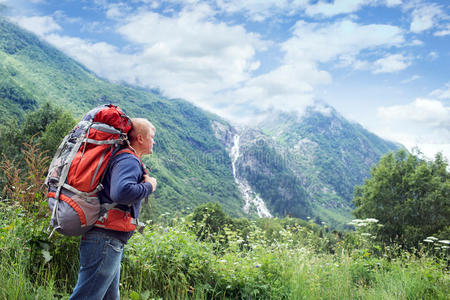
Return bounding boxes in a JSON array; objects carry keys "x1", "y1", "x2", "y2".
[{"x1": 2, "y1": 0, "x2": 449, "y2": 160}]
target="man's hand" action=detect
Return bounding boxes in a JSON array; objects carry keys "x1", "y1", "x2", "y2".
[{"x1": 143, "y1": 175, "x2": 157, "y2": 192}]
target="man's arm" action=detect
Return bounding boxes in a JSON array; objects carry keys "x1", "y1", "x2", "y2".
[{"x1": 109, "y1": 156, "x2": 153, "y2": 205}]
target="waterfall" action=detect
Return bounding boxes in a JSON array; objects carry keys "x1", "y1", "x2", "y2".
[{"x1": 230, "y1": 134, "x2": 272, "y2": 218}]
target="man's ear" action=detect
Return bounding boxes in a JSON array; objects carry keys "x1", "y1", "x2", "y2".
[{"x1": 139, "y1": 134, "x2": 145, "y2": 144}]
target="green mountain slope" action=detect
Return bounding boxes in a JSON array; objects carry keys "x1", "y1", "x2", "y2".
[
  {"x1": 234, "y1": 105, "x2": 402, "y2": 227},
  {"x1": 0, "y1": 18, "x2": 244, "y2": 218}
]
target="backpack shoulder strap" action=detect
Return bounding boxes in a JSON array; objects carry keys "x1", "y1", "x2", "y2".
[{"x1": 114, "y1": 148, "x2": 149, "y2": 175}]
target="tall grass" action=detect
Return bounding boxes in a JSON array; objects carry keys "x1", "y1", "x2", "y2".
[
  {"x1": 0, "y1": 206, "x2": 448, "y2": 299},
  {"x1": 118, "y1": 217, "x2": 448, "y2": 299}
]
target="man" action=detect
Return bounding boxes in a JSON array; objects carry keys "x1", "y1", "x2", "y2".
[{"x1": 70, "y1": 118, "x2": 157, "y2": 300}]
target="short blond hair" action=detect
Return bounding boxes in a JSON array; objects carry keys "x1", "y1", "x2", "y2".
[{"x1": 128, "y1": 118, "x2": 155, "y2": 143}]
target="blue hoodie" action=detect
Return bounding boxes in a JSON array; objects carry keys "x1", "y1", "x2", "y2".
[{"x1": 92, "y1": 150, "x2": 153, "y2": 243}]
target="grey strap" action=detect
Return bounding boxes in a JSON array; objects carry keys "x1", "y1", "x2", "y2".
[
  {"x1": 102, "y1": 203, "x2": 117, "y2": 210},
  {"x1": 62, "y1": 183, "x2": 102, "y2": 198},
  {"x1": 45, "y1": 134, "x2": 70, "y2": 186},
  {"x1": 90, "y1": 146, "x2": 111, "y2": 188},
  {"x1": 48, "y1": 200, "x2": 61, "y2": 238},
  {"x1": 91, "y1": 123, "x2": 122, "y2": 134},
  {"x1": 55, "y1": 125, "x2": 87, "y2": 199},
  {"x1": 82, "y1": 138, "x2": 126, "y2": 145}
]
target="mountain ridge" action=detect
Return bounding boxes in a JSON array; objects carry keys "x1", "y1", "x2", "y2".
[{"x1": 220, "y1": 104, "x2": 402, "y2": 226}]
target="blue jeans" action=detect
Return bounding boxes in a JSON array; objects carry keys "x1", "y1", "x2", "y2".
[{"x1": 69, "y1": 231, "x2": 124, "y2": 300}]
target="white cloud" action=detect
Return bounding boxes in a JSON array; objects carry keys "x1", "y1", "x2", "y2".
[
  {"x1": 434, "y1": 24, "x2": 450, "y2": 36},
  {"x1": 410, "y1": 3, "x2": 444, "y2": 33},
  {"x1": 427, "y1": 51, "x2": 438, "y2": 60},
  {"x1": 384, "y1": 0, "x2": 402, "y2": 7},
  {"x1": 401, "y1": 74, "x2": 421, "y2": 84},
  {"x1": 10, "y1": 6, "x2": 271, "y2": 120},
  {"x1": 38, "y1": 4, "x2": 268, "y2": 117},
  {"x1": 216, "y1": 0, "x2": 308, "y2": 21},
  {"x1": 221, "y1": 63, "x2": 330, "y2": 115},
  {"x1": 112, "y1": 5, "x2": 267, "y2": 103},
  {"x1": 337, "y1": 55, "x2": 371, "y2": 70},
  {"x1": 409, "y1": 39, "x2": 423, "y2": 46},
  {"x1": 304, "y1": 0, "x2": 402, "y2": 18},
  {"x1": 52, "y1": 10, "x2": 83, "y2": 25},
  {"x1": 376, "y1": 98, "x2": 450, "y2": 160},
  {"x1": 430, "y1": 82, "x2": 450, "y2": 100},
  {"x1": 378, "y1": 98, "x2": 449, "y2": 125},
  {"x1": 282, "y1": 19, "x2": 404, "y2": 64},
  {"x1": 44, "y1": 34, "x2": 138, "y2": 82},
  {"x1": 213, "y1": 18, "x2": 406, "y2": 121},
  {"x1": 372, "y1": 53, "x2": 410, "y2": 74},
  {"x1": 11, "y1": 15, "x2": 61, "y2": 36},
  {"x1": 215, "y1": 0, "x2": 402, "y2": 20},
  {"x1": 106, "y1": 2, "x2": 132, "y2": 19},
  {"x1": 305, "y1": 0, "x2": 369, "y2": 18}
]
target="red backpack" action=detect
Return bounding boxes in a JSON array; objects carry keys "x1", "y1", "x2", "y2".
[{"x1": 45, "y1": 104, "x2": 136, "y2": 236}]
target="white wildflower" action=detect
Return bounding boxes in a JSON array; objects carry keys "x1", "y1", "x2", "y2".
[
  {"x1": 364, "y1": 218, "x2": 379, "y2": 223},
  {"x1": 438, "y1": 240, "x2": 450, "y2": 245}
]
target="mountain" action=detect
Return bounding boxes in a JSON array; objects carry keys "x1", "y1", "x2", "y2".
[
  {"x1": 215, "y1": 104, "x2": 402, "y2": 227},
  {"x1": 0, "y1": 18, "x2": 402, "y2": 226},
  {"x1": 0, "y1": 18, "x2": 244, "y2": 218}
]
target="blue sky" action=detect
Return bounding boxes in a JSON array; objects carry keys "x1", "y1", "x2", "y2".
[{"x1": 2, "y1": 0, "x2": 449, "y2": 160}]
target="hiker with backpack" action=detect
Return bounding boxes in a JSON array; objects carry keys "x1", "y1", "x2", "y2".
[
  {"x1": 46, "y1": 105, "x2": 157, "y2": 299},
  {"x1": 68, "y1": 117, "x2": 157, "y2": 299}
]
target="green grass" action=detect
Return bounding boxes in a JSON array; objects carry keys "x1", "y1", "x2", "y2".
[{"x1": 2, "y1": 202, "x2": 447, "y2": 300}]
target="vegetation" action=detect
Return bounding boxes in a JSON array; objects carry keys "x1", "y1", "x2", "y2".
[
  {"x1": 353, "y1": 149, "x2": 449, "y2": 247},
  {"x1": 1, "y1": 198, "x2": 448, "y2": 299},
  {"x1": 0, "y1": 143, "x2": 448, "y2": 299}
]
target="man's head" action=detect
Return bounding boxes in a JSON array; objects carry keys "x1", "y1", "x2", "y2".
[{"x1": 128, "y1": 118, "x2": 156, "y2": 158}]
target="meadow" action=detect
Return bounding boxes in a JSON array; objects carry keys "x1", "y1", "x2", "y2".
[{"x1": 0, "y1": 199, "x2": 448, "y2": 299}]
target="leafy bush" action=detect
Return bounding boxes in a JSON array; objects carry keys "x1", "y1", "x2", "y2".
[
  {"x1": 353, "y1": 150, "x2": 450, "y2": 248},
  {"x1": 124, "y1": 223, "x2": 215, "y2": 298}
]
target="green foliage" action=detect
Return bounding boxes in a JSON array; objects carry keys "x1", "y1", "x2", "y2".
[
  {"x1": 39, "y1": 110, "x2": 76, "y2": 154},
  {"x1": 353, "y1": 150, "x2": 450, "y2": 247},
  {"x1": 0, "y1": 137, "x2": 80, "y2": 293},
  {"x1": 189, "y1": 202, "x2": 233, "y2": 241},
  {"x1": 0, "y1": 102, "x2": 76, "y2": 166},
  {"x1": 0, "y1": 197, "x2": 449, "y2": 299},
  {"x1": 124, "y1": 224, "x2": 215, "y2": 298}
]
